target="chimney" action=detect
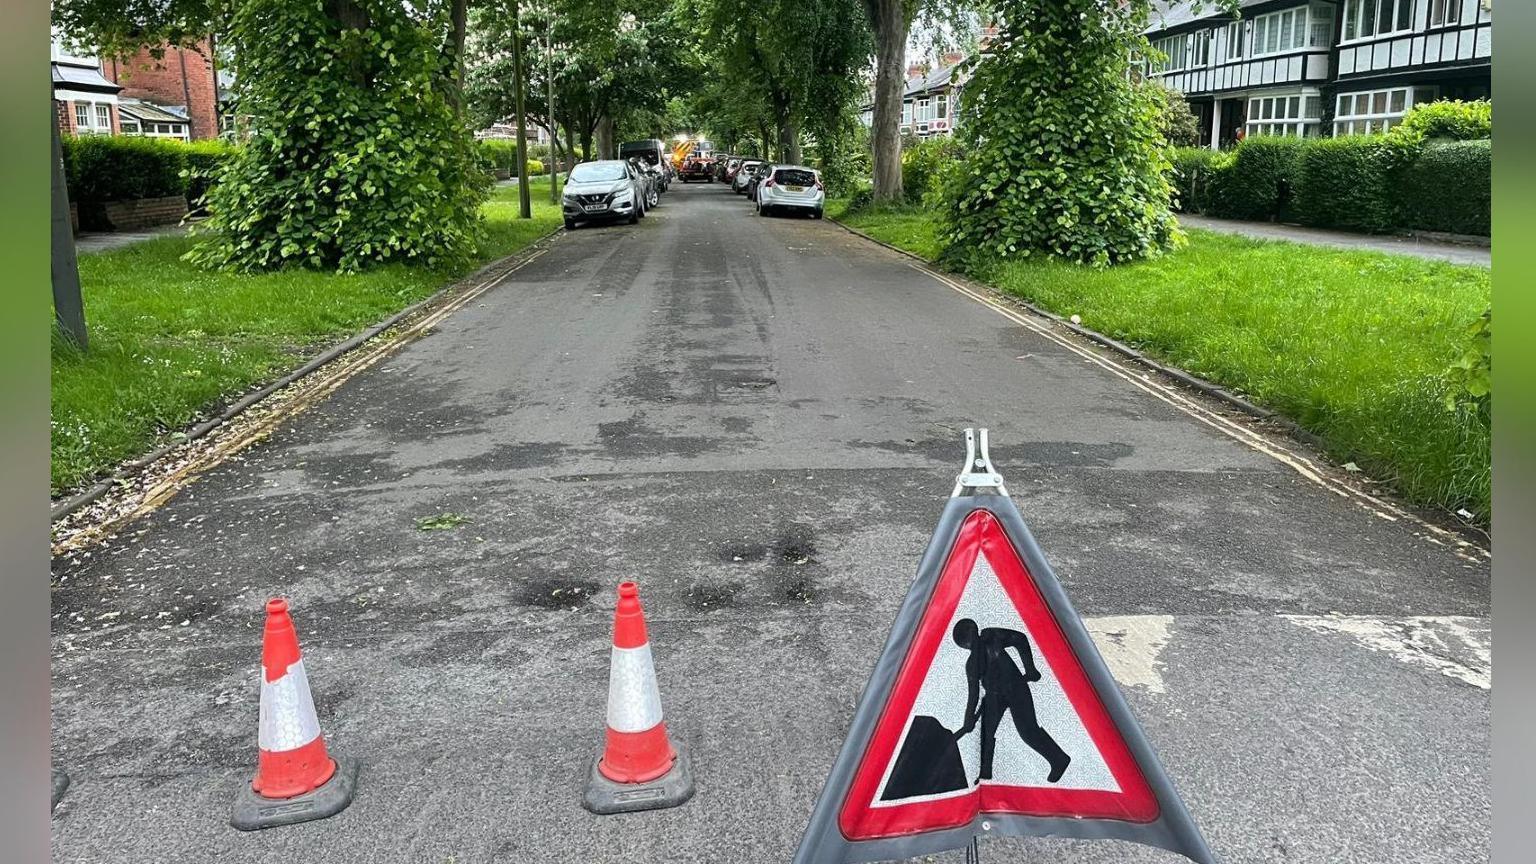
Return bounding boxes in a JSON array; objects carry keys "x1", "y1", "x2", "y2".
[
  {"x1": 906, "y1": 62, "x2": 928, "y2": 80},
  {"x1": 942, "y1": 51, "x2": 965, "y2": 68}
]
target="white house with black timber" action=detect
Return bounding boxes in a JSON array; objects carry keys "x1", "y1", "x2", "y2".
[{"x1": 1145, "y1": 0, "x2": 1491, "y2": 148}]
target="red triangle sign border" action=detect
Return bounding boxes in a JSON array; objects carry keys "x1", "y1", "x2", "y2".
[{"x1": 837, "y1": 509, "x2": 1161, "y2": 841}]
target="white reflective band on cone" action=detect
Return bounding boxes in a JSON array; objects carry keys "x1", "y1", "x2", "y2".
[
  {"x1": 606, "y1": 643, "x2": 664, "y2": 733},
  {"x1": 259, "y1": 659, "x2": 323, "y2": 751}
]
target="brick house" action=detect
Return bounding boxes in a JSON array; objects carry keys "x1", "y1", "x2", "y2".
[
  {"x1": 859, "y1": 53, "x2": 969, "y2": 139},
  {"x1": 52, "y1": 35, "x2": 120, "y2": 136},
  {"x1": 51, "y1": 30, "x2": 222, "y2": 142}
]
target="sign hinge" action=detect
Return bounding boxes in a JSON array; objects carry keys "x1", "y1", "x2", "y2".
[{"x1": 951, "y1": 428, "x2": 1008, "y2": 497}]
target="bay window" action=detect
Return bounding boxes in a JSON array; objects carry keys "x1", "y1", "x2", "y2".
[
  {"x1": 1343, "y1": 0, "x2": 1417, "y2": 42},
  {"x1": 1332, "y1": 86, "x2": 1437, "y2": 135}
]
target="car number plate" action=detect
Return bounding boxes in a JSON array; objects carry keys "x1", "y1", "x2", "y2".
[
  {"x1": 785, "y1": 186, "x2": 805, "y2": 192},
  {"x1": 583, "y1": 204, "x2": 606, "y2": 212}
]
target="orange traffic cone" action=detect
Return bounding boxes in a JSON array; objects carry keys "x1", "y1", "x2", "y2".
[
  {"x1": 231, "y1": 598, "x2": 358, "y2": 830},
  {"x1": 583, "y1": 581, "x2": 694, "y2": 814}
]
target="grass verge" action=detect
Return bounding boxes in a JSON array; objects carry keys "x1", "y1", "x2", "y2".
[
  {"x1": 51, "y1": 180, "x2": 562, "y2": 497},
  {"x1": 827, "y1": 198, "x2": 1491, "y2": 523}
]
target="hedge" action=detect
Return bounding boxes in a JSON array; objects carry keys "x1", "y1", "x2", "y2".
[
  {"x1": 63, "y1": 135, "x2": 187, "y2": 203},
  {"x1": 1397, "y1": 140, "x2": 1491, "y2": 236},
  {"x1": 1169, "y1": 147, "x2": 1228, "y2": 215},
  {"x1": 1292, "y1": 136, "x2": 1399, "y2": 233},
  {"x1": 478, "y1": 139, "x2": 547, "y2": 176},
  {"x1": 1168, "y1": 103, "x2": 1491, "y2": 236},
  {"x1": 1398, "y1": 99, "x2": 1491, "y2": 141},
  {"x1": 182, "y1": 139, "x2": 235, "y2": 207},
  {"x1": 1210, "y1": 136, "x2": 1305, "y2": 221}
]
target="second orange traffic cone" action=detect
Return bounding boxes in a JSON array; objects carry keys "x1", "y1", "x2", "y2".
[
  {"x1": 231, "y1": 598, "x2": 358, "y2": 830},
  {"x1": 583, "y1": 581, "x2": 694, "y2": 813}
]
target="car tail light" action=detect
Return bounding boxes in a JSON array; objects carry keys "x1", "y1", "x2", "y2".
[
  {"x1": 814, "y1": 180, "x2": 824, "y2": 190},
  {"x1": 764, "y1": 178, "x2": 776, "y2": 187}
]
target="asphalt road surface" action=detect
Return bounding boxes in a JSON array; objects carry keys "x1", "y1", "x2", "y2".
[{"x1": 51, "y1": 180, "x2": 1490, "y2": 863}]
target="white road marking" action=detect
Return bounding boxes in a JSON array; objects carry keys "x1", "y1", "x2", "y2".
[
  {"x1": 1283, "y1": 614, "x2": 1491, "y2": 689},
  {"x1": 907, "y1": 261, "x2": 1487, "y2": 563},
  {"x1": 1084, "y1": 615, "x2": 1174, "y2": 694}
]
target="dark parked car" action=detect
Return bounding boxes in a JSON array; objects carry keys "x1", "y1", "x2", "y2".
[
  {"x1": 619, "y1": 139, "x2": 672, "y2": 192},
  {"x1": 562, "y1": 160, "x2": 648, "y2": 229}
]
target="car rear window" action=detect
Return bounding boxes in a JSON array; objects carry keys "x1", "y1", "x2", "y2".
[{"x1": 775, "y1": 169, "x2": 816, "y2": 186}]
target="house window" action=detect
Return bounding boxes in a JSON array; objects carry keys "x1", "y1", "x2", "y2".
[
  {"x1": 121, "y1": 119, "x2": 140, "y2": 134},
  {"x1": 1151, "y1": 33, "x2": 1190, "y2": 74},
  {"x1": 95, "y1": 104, "x2": 111, "y2": 130},
  {"x1": 917, "y1": 98, "x2": 930, "y2": 122},
  {"x1": 1246, "y1": 92, "x2": 1323, "y2": 138},
  {"x1": 901, "y1": 101, "x2": 912, "y2": 126},
  {"x1": 1225, "y1": 21, "x2": 1245, "y2": 60},
  {"x1": 74, "y1": 103, "x2": 89, "y2": 129},
  {"x1": 1251, "y1": 7, "x2": 1312, "y2": 56},
  {"x1": 936, "y1": 93, "x2": 949, "y2": 119},
  {"x1": 72, "y1": 101, "x2": 112, "y2": 134},
  {"x1": 1191, "y1": 30, "x2": 1211, "y2": 66},
  {"x1": 1332, "y1": 85, "x2": 1430, "y2": 135},
  {"x1": 1343, "y1": 0, "x2": 1417, "y2": 42},
  {"x1": 1428, "y1": 0, "x2": 1460, "y2": 26}
]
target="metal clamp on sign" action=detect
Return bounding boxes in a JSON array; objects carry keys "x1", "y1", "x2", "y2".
[{"x1": 951, "y1": 428, "x2": 1007, "y2": 498}]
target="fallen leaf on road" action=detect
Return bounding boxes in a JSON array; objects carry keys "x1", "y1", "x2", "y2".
[{"x1": 416, "y1": 512, "x2": 472, "y2": 531}]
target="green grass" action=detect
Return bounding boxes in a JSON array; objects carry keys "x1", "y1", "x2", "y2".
[
  {"x1": 51, "y1": 180, "x2": 562, "y2": 496},
  {"x1": 830, "y1": 200, "x2": 1492, "y2": 522}
]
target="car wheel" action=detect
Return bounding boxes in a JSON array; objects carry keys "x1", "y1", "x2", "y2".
[
  {"x1": 812, "y1": 208, "x2": 824, "y2": 220},
  {"x1": 628, "y1": 209, "x2": 639, "y2": 225},
  {"x1": 564, "y1": 218, "x2": 577, "y2": 230}
]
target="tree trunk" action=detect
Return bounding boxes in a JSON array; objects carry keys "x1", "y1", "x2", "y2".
[
  {"x1": 447, "y1": 0, "x2": 467, "y2": 112},
  {"x1": 511, "y1": 0, "x2": 531, "y2": 218},
  {"x1": 51, "y1": 119, "x2": 86, "y2": 351},
  {"x1": 596, "y1": 115, "x2": 615, "y2": 160},
  {"x1": 871, "y1": 0, "x2": 906, "y2": 203},
  {"x1": 785, "y1": 116, "x2": 802, "y2": 164}
]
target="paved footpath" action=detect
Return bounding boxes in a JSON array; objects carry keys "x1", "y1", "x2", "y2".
[
  {"x1": 1178, "y1": 213, "x2": 1490, "y2": 267},
  {"x1": 52, "y1": 182, "x2": 1489, "y2": 863}
]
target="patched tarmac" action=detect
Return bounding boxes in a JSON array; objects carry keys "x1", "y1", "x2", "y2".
[{"x1": 52, "y1": 181, "x2": 1489, "y2": 863}]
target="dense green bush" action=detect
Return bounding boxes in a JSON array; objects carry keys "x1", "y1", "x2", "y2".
[
  {"x1": 1396, "y1": 99, "x2": 1491, "y2": 141},
  {"x1": 901, "y1": 136, "x2": 960, "y2": 206},
  {"x1": 1148, "y1": 84, "x2": 1201, "y2": 148},
  {"x1": 189, "y1": 0, "x2": 487, "y2": 272},
  {"x1": 1292, "y1": 136, "x2": 1398, "y2": 232},
  {"x1": 1168, "y1": 146, "x2": 1229, "y2": 215},
  {"x1": 1210, "y1": 136, "x2": 1305, "y2": 221},
  {"x1": 479, "y1": 140, "x2": 547, "y2": 177},
  {"x1": 182, "y1": 139, "x2": 235, "y2": 208},
  {"x1": 942, "y1": 1, "x2": 1179, "y2": 266},
  {"x1": 62, "y1": 135, "x2": 187, "y2": 203},
  {"x1": 1397, "y1": 140, "x2": 1491, "y2": 235}
]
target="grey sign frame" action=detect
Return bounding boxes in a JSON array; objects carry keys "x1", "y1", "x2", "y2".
[{"x1": 791, "y1": 492, "x2": 1217, "y2": 864}]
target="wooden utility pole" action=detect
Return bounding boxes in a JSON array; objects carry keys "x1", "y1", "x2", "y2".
[
  {"x1": 512, "y1": 0, "x2": 532, "y2": 219},
  {"x1": 51, "y1": 118, "x2": 87, "y2": 351}
]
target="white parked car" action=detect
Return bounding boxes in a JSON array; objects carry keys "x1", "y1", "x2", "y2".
[{"x1": 755, "y1": 165, "x2": 825, "y2": 219}]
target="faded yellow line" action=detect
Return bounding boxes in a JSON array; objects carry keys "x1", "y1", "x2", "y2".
[
  {"x1": 55, "y1": 249, "x2": 550, "y2": 554},
  {"x1": 908, "y1": 261, "x2": 1488, "y2": 562}
]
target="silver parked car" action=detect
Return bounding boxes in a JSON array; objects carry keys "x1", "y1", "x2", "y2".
[
  {"x1": 562, "y1": 160, "x2": 648, "y2": 229},
  {"x1": 732, "y1": 160, "x2": 765, "y2": 194},
  {"x1": 755, "y1": 165, "x2": 825, "y2": 218}
]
